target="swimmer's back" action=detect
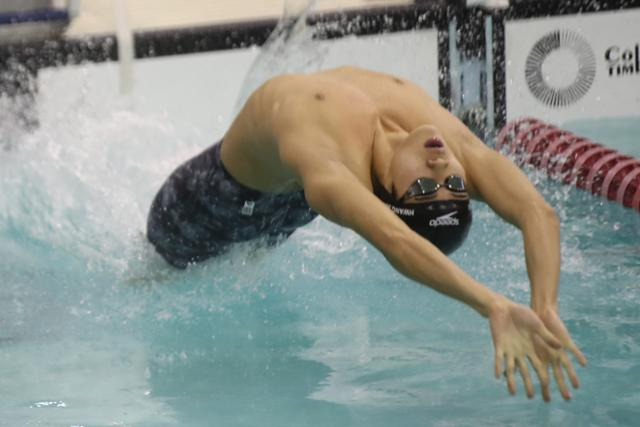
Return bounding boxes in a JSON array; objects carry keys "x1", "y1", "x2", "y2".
[
  {"x1": 221, "y1": 66, "x2": 475, "y2": 192},
  {"x1": 221, "y1": 69, "x2": 379, "y2": 193}
]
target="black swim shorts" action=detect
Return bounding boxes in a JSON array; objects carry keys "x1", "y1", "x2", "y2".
[{"x1": 147, "y1": 142, "x2": 317, "y2": 268}]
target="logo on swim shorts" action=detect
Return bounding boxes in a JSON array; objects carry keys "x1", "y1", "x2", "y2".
[
  {"x1": 525, "y1": 29, "x2": 596, "y2": 108},
  {"x1": 429, "y1": 211, "x2": 459, "y2": 227},
  {"x1": 240, "y1": 200, "x2": 255, "y2": 216}
]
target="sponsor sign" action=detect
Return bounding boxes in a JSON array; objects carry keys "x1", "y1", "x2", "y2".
[
  {"x1": 605, "y1": 44, "x2": 640, "y2": 77},
  {"x1": 505, "y1": 9, "x2": 640, "y2": 123}
]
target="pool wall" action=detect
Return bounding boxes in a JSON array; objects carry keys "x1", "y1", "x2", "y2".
[
  {"x1": 36, "y1": 28, "x2": 440, "y2": 137},
  {"x1": 0, "y1": 1, "x2": 453, "y2": 140}
]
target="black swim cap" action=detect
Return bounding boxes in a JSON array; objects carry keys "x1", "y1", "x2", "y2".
[
  {"x1": 373, "y1": 180, "x2": 472, "y2": 255},
  {"x1": 387, "y1": 199, "x2": 472, "y2": 254}
]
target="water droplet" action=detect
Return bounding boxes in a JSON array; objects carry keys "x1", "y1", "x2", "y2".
[{"x1": 30, "y1": 400, "x2": 67, "y2": 408}]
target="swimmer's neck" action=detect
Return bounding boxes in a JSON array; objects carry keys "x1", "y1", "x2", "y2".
[{"x1": 370, "y1": 119, "x2": 408, "y2": 191}]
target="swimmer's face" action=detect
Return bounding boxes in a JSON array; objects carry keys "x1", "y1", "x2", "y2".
[{"x1": 390, "y1": 125, "x2": 468, "y2": 202}]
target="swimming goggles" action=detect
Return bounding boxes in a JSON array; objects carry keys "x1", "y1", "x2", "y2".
[{"x1": 401, "y1": 175, "x2": 467, "y2": 201}]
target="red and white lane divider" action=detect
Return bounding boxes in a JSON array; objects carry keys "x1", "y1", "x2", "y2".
[{"x1": 496, "y1": 117, "x2": 640, "y2": 212}]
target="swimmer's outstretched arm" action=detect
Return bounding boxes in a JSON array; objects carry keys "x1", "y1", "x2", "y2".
[
  {"x1": 280, "y1": 132, "x2": 562, "y2": 402},
  {"x1": 460, "y1": 133, "x2": 588, "y2": 401}
]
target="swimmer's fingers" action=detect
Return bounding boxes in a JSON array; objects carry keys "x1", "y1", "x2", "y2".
[
  {"x1": 506, "y1": 356, "x2": 517, "y2": 395},
  {"x1": 494, "y1": 349, "x2": 504, "y2": 379},
  {"x1": 536, "y1": 323, "x2": 562, "y2": 350},
  {"x1": 528, "y1": 354, "x2": 551, "y2": 402},
  {"x1": 537, "y1": 309, "x2": 586, "y2": 366},
  {"x1": 561, "y1": 352, "x2": 580, "y2": 389},
  {"x1": 516, "y1": 358, "x2": 535, "y2": 399},
  {"x1": 552, "y1": 358, "x2": 571, "y2": 400},
  {"x1": 568, "y1": 341, "x2": 588, "y2": 367}
]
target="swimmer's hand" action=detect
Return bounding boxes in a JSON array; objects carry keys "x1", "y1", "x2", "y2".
[
  {"x1": 488, "y1": 298, "x2": 562, "y2": 401},
  {"x1": 532, "y1": 308, "x2": 587, "y2": 401}
]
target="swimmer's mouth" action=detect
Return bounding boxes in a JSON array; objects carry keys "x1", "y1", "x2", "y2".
[{"x1": 425, "y1": 137, "x2": 444, "y2": 149}]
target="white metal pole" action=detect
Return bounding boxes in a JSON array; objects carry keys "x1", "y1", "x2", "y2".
[{"x1": 115, "y1": 0, "x2": 134, "y2": 96}]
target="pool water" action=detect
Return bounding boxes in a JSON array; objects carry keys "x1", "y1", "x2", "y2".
[
  {"x1": 1, "y1": 28, "x2": 640, "y2": 427},
  {"x1": 563, "y1": 117, "x2": 640, "y2": 159}
]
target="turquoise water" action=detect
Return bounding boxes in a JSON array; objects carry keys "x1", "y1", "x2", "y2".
[
  {"x1": 1, "y1": 44, "x2": 640, "y2": 427},
  {"x1": 563, "y1": 117, "x2": 640, "y2": 159}
]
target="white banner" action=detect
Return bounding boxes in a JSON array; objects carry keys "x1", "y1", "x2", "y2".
[
  {"x1": 320, "y1": 30, "x2": 440, "y2": 97},
  {"x1": 505, "y1": 9, "x2": 640, "y2": 124}
]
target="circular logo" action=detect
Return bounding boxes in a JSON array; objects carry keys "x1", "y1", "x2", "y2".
[{"x1": 525, "y1": 29, "x2": 596, "y2": 108}]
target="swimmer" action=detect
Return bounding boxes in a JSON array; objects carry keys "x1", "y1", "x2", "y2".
[{"x1": 147, "y1": 66, "x2": 587, "y2": 401}]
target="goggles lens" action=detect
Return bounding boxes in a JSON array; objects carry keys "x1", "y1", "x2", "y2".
[{"x1": 403, "y1": 175, "x2": 466, "y2": 200}]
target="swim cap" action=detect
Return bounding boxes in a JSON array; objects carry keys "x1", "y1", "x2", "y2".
[{"x1": 373, "y1": 179, "x2": 472, "y2": 255}]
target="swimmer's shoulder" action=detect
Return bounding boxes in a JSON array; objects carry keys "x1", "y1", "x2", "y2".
[
  {"x1": 256, "y1": 71, "x2": 376, "y2": 119},
  {"x1": 318, "y1": 66, "x2": 426, "y2": 92},
  {"x1": 256, "y1": 72, "x2": 321, "y2": 97},
  {"x1": 259, "y1": 66, "x2": 427, "y2": 99},
  {"x1": 258, "y1": 70, "x2": 364, "y2": 97}
]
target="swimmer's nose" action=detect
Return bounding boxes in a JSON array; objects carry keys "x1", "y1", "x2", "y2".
[
  {"x1": 419, "y1": 124, "x2": 438, "y2": 133},
  {"x1": 427, "y1": 158, "x2": 449, "y2": 169}
]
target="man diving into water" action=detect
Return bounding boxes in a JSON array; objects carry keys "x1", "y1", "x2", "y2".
[{"x1": 147, "y1": 66, "x2": 587, "y2": 402}]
